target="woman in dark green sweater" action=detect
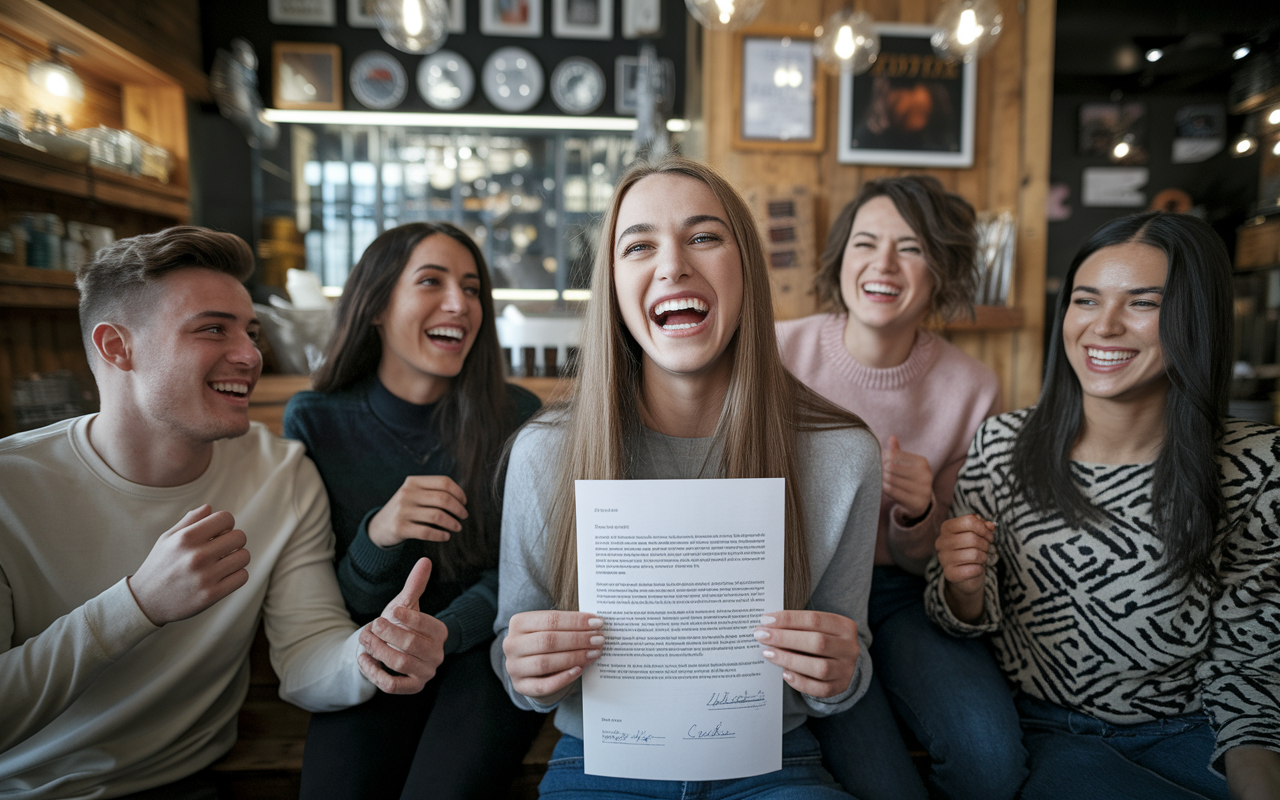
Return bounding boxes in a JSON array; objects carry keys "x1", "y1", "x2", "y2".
[{"x1": 284, "y1": 222, "x2": 543, "y2": 800}]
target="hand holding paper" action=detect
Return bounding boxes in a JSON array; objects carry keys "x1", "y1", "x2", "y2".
[
  {"x1": 504, "y1": 610, "x2": 605, "y2": 701},
  {"x1": 754, "y1": 610, "x2": 859, "y2": 697}
]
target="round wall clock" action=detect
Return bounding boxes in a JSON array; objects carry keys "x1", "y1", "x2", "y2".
[
  {"x1": 350, "y1": 51, "x2": 407, "y2": 110},
  {"x1": 417, "y1": 50, "x2": 475, "y2": 111},
  {"x1": 550, "y1": 57, "x2": 605, "y2": 115},
  {"x1": 482, "y1": 47, "x2": 544, "y2": 113}
]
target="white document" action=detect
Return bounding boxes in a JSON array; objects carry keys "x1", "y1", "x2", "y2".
[
  {"x1": 1081, "y1": 167, "x2": 1149, "y2": 207},
  {"x1": 575, "y1": 478, "x2": 785, "y2": 781}
]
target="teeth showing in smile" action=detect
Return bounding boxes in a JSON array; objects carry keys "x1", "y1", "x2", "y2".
[
  {"x1": 210, "y1": 381, "x2": 249, "y2": 396},
  {"x1": 1087, "y1": 348, "x2": 1137, "y2": 362},
  {"x1": 862, "y1": 282, "x2": 901, "y2": 297},
  {"x1": 653, "y1": 297, "x2": 709, "y2": 330},
  {"x1": 426, "y1": 326, "x2": 464, "y2": 340}
]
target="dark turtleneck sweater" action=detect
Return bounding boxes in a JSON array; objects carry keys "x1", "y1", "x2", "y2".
[{"x1": 283, "y1": 376, "x2": 540, "y2": 654}]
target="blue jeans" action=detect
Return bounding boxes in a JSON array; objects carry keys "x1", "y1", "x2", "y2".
[
  {"x1": 1017, "y1": 694, "x2": 1229, "y2": 800},
  {"x1": 810, "y1": 566, "x2": 1027, "y2": 800},
  {"x1": 539, "y1": 726, "x2": 854, "y2": 799}
]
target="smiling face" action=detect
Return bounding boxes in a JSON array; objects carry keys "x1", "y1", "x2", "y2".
[
  {"x1": 1063, "y1": 241, "x2": 1169, "y2": 405},
  {"x1": 839, "y1": 195, "x2": 935, "y2": 334},
  {"x1": 375, "y1": 233, "x2": 484, "y2": 404},
  {"x1": 128, "y1": 268, "x2": 263, "y2": 444},
  {"x1": 612, "y1": 172, "x2": 744, "y2": 381}
]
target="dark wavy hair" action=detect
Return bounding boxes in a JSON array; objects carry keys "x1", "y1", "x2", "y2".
[
  {"x1": 812, "y1": 175, "x2": 977, "y2": 322},
  {"x1": 1010, "y1": 212, "x2": 1233, "y2": 584},
  {"x1": 312, "y1": 222, "x2": 516, "y2": 580}
]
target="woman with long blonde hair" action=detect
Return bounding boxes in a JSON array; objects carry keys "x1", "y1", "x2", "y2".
[{"x1": 491, "y1": 155, "x2": 882, "y2": 798}]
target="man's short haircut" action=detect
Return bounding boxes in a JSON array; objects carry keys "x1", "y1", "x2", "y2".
[{"x1": 76, "y1": 226, "x2": 255, "y2": 362}]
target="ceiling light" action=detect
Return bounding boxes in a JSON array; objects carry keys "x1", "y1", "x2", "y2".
[
  {"x1": 1269, "y1": 108, "x2": 1280, "y2": 125},
  {"x1": 1233, "y1": 45, "x2": 1250, "y2": 60},
  {"x1": 27, "y1": 45, "x2": 83, "y2": 102},
  {"x1": 1145, "y1": 48, "x2": 1163, "y2": 62},
  {"x1": 1112, "y1": 142, "x2": 1130, "y2": 158},
  {"x1": 1231, "y1": 132, "x2": 1258, "y2": 157},
  {"x1": 684, "y1": 0, "x2": 765, "y2": 31},
  {"x1": 813, "y1": 9, "x2": 880, "y2": 74},
  {"x1": 1273, "y1": 140, "x2": 1280, "y2": 156},
  {"x1": 375, "y1": 0, "x2": 449, "y2": 54},
  {"x1": 931, "y1": 0, "x2": 1003, "y2": 63}
]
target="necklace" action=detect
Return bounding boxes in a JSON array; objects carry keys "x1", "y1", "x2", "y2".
[{"x1": 640, "y1": 427, "x2": 716, "y2": 481}]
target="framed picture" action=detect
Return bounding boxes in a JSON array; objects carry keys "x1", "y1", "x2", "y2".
[
  {"x1": 1078, "y1": 101, "x2": 1147, "y2": 164},
  {"x1": 348, "y1": 0, "x2": 465, "y2": 33},
  {"x1": 273, "y1": 42, "x2": 343, "y2": 110},
  {"x1": 553, "y1": 0, "x2": 611, "y2": 39},
  {"x1": 270, "y1": 0, "x2": 336, "y2": 25},
  {"x1": 733, "y1": 28, "x2": 825, "y2": 152},
  {"x1": 614, "y1": 55, "x2": 674, "y2": 115},
  {"x1": 481, "y1": 0, "x2": 542, "y2": 37},
  {"x1": 837, "y1": 23, "x2": 975, "y2": 167}
]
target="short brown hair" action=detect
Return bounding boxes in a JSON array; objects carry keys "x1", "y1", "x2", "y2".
[
  {"x1": 813, "y1": 175, "x2": 977, "y2": 322},
  {"x1": 76, "y1": 226, "x2": 255, "y2": 360}
]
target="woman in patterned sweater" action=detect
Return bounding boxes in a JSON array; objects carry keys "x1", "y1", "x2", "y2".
[{"x1": 927, "y1": 212, "x2": 1280, "y2": 799}]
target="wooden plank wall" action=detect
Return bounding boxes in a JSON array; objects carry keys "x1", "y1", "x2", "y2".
[{"x1": 700, "y1": 0, "x2": 1055, "y2": 409}]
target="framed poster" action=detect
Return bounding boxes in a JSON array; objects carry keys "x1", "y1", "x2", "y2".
[
  {"x1": 481, "y1": 0, "x2": 542, "y2": 37},
  {"x1": 837, "y1": 23, "x2": 975, "y2": 167},
  {"x1": 553, "y1": 0, "x2": 612, "y2": 39},
  {"x1": 349, "y1": 0, "x2": 465, "y2": 32},
  {"x1": 273, "y1": 42, "x2": 343, "y2": 110},
  {"x1": 733, "y1": 28, "x2": 824, "y2": 152},
  {"x1": 270, "y1": 0, "x2": 336, "y2": 25}
]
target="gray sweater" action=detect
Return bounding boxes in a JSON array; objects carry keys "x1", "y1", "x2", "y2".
[{"x1": 490, "y1": 420, "x2": 882, "y2": 739}]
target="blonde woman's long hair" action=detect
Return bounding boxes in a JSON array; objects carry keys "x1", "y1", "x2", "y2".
[{"x1": 535, "y1": 154, "x2": 866, "y2": 610}]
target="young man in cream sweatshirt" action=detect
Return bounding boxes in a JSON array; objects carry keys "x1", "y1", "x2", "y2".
[{"x1": 0, "y1": 227, "x2": 447, "y2": 799}]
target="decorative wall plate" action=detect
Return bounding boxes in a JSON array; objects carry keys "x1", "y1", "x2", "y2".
[
  {"x1": 550, "y1": 56, "x2": 605, "y2": 115},
  {"x1": 482, "y1": 47, "x2": 544, "y2": 113},
  {"x1": 417, "y1": 50, "x2": 475, "y2": 110},
  {"x1": 350, "y1": 51, "x2": 407, "y2": 110}
]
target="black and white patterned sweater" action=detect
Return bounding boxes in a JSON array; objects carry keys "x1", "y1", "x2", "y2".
[{"x1": 924, "y1": 409, "x2": 1280, "y2": 772}]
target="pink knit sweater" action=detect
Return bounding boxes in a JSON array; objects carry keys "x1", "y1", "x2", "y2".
[{"x1": 777, "y1": 313, "x2": 1000, "y2": 574}]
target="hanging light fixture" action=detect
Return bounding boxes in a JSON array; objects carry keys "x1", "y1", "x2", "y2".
[
  {"x1": 813, "y1": 9, "x2": 880, "y2": 75},
  {"x1": 930, "y1": 0, "x2": 1002, "y2": 63},
  {"x1": 28, "y1": 44, "x2": 84, "y2": 102},
  {"x1": 1230, "y1": 132, "x2": 1258, "y2": 157},
  {"x1": 684, "y1": 0, "x2": 766, "y2": 32},
  {"x1": 375, "y1": 0, "x2": 449, "y2": 54}
]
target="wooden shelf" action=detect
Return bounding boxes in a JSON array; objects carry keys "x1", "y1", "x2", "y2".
[
  {"x1": 937, "y1": 305, "x2": 1025, "y2": 332},
  {"x1": 0, "y1": 138, "x2": 189, "y2": 221},
  {"x1": 0, "y1": 263, "x2": 79, "y2": 308}
]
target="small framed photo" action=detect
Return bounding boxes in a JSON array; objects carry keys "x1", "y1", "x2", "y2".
[
  {"x1": 273, "y1": 42, "x2": 343, "y2": 110},
  {"x1": 614, "y1": 55, "x2": 674, "y2": 115},
  {"x1": 349, "y1": 0, "x2": 465, "y2": 32},
  {"x1": 481, "y1": 0, "x2": 542, "y2": 38},
  {"x1": 837, "y1": 23, "x2": 975, "y2": 167},
  {"x1": 733, "y1": 28, "x2": 825, "y2": 152},
  {"x1": 553, "y1": 0, "x2": 612, "y2": 39},
  {"x1": 270, "y1": 0, "x2": 336, "y2": 25}
]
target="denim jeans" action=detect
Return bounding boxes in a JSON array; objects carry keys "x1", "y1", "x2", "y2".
[
  {"x1": 810, "y1": 566, "x2": 1028, "y2": 800},
  {"x1": 539, "y1": 726, "x2": 854, "y2": 799},
  {"x1": 1017, "y1": 694, "x2": 1229, "y2": 800}
]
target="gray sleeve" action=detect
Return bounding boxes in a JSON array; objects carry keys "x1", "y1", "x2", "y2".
[
  {"x1": 800, "y1": 426, "x2": 882, "y2": 716},
  {"x1": 490, "y1": 424, "x2": 573, "y2": 714}
]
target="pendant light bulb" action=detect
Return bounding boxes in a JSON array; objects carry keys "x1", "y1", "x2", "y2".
[
  {"x1": 375, "y1": 0, "x2": 449, "y2": 54},
  {"x1": 1230, "y1": 132, "x2": 1258, "y2": 158},
  {"x1": 27, "y1": 45, "x2": 84, "y2": 102},
  {"x1": 684, "y1": 0, "x2": 764, "y2": 32},
  {"x1": 931, "y1": 0, "x2": 1002, "y2": 63},
  {"x1": 814, "y1": 9, "x2": 879, "y2": 75}
]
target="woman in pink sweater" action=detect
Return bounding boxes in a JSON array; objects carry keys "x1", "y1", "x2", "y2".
[{"x1": 777, "y1": 176, "x2": 1025, "y2": 800}]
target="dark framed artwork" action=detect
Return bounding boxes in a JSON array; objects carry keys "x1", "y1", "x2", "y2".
[{"x1": 837, "y1": 23, "x2": 975, "y2": 167}]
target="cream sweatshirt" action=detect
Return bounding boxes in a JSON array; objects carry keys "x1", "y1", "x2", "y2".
[{"x1": 0, "y1": 417, "x2": 374, "y2": 799}]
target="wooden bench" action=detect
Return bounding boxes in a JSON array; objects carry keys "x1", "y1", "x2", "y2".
[{"x1": 210, "y1": 624, "x2": 560, "y2": 799}]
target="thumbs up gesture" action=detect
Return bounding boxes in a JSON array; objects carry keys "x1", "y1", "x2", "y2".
[
  {"x1": 356, "y1": 558, "x2": 448, "y2": 694},
  {"x1": 881, "y1": 436, "x2": 934, "y2": 521}
]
